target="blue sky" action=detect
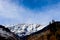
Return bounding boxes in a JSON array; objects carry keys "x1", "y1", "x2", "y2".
[{"x1": 0, "y1": 0, "x2": 60, "y2": 26}]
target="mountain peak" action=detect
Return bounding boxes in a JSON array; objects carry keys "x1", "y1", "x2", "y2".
[{"x1": 7, "y1": 24, "x2": 43, "y2": 36}]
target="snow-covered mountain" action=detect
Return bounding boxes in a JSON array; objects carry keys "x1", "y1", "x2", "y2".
[{"x1": 7, "y1": 24, "x2": 44, "y2": 37}]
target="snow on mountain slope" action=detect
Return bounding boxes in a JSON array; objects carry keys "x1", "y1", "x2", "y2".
[{"x1": 7, "y1": 24, "x2": 44, "y2": 37}]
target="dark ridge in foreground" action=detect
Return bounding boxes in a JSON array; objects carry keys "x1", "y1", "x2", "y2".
[
  {"x1": 25, "y1": 21, "x2": 60, "y2": 40},
  {"x1": 0, "y1": 21, "x2": 60, "y2": 40},
  {"x1": 0, "y1": 25, "x2": 19, "y2": 40}
]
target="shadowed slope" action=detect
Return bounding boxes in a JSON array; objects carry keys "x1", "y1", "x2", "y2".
[
  {"x1": 0, "y1": 25, "x2": 19, "y2": 40},
  {"x1": 26, "y1": 21, "x2": 60, "y2": 40}
]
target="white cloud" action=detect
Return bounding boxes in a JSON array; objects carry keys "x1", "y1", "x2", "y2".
[{"x1": 0, "y1": 0, "x2": 20, "y2": 19}]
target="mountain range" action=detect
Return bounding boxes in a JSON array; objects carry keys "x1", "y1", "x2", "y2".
[
  {"x1": 7, "y1": 24, "x2": 44, "y2": 37},
  {"x1": 0, "y1": 20, "x2": 60, "y2": 40}
]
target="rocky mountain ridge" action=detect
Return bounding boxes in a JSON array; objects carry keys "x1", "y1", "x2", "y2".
[
  {"x1": 7, "y1": 24, "x2": 43, "y2": 36},
  {"x1": 0, "y1": 21, "x2": 60, "y2": 40}
]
